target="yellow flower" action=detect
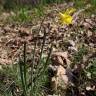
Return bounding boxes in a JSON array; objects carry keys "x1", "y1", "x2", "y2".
[
  {"x1": 59, "y1": 12, "x2": 72, "y2": 25},
  {"x1": 59, "y1": 8, "x2": 76, "y2": 25}
]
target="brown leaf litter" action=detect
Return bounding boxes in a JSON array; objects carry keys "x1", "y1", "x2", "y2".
[
  {"x1": 48, "y1": 51, "x2": 71, "y2": 92},
  {"x1": 0, "y1": 4, "x2": 95, "y2": 67}
]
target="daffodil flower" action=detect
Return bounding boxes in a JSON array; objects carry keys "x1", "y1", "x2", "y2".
[
  {"x1": 59, "y1": 8, "x2": 76, "y2": 25},
  {"x1": 59, "y1": 12, "x2": 73, "y2": 25}
]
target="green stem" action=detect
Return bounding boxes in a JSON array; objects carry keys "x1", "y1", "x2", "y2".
[
  {"x1": 19, "y1": 58, "x2": 27, "y2": 96},
  {"x1": 23, "y1": 42, "x2": 27, "y2": 94}
]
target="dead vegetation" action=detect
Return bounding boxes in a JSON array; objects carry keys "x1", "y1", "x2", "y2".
[{"x1": 0, "y1": 1, "x2": 96, "y2": 96}]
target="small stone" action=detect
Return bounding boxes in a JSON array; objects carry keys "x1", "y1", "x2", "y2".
[
  {"x1": 91, "y1": 14, "x2": 95, "y2": 18},
  {"x1": 86, "y1": 86, "x2": 92, "y2": 91},
  {"x1": 68, "y1": 46, "x2": 78, "y2": 52},
  {"x1": 68, "y1": 40, "x2": 75, "y2": 47},
  {"x1": 87, "y1": 72, "x2": 91, "y2": 79},
  {"x1": 83, "y1": 22, "x2": 92, "y2": 29},
  {"x1": 87, "y1": 30, "x2": 92, "y2": 37},
  {"x1": 85, "y1": 19, "x2": 92, "y2": 24}
]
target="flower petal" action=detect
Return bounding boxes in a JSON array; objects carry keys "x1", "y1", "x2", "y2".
[
  {"x1": 59, "y1": 12, "x2": 73, "y2": 25},
  {"x1": 65, "y1": 8, "x2": 76, "y2": 15}
]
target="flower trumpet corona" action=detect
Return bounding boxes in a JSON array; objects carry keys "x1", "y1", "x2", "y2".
[{"x1": 59, "y1": 8, "x2": 76, "y2": 25}]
